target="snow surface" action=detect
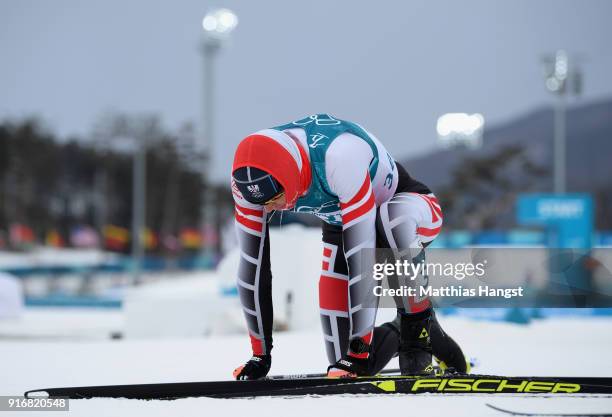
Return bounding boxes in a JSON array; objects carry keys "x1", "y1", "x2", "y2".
[
  {"x1": 0, "y1": 307, "x2": 123, "y2": 340},
  {"x1": 2, "y1": 313, "x2": 612, "y2": 417}
]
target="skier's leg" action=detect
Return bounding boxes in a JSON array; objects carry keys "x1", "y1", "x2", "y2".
[
  {"x1": 376, "y1": 192, "x2": 466, "y2": 375},
  {"x1": 376, "y1": 193, "x2": 435, "y2": 313}
]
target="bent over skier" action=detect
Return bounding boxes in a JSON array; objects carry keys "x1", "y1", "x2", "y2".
[{"x1": 231, "y1": 114, "x2": 467, "y2": 380}]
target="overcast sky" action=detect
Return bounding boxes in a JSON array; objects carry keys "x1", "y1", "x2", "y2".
[{"x1": 1, "y1": 0, "x2": 611, "y2": 182}]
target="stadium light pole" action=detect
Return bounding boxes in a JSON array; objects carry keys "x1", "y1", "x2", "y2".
[
  {"x1": 542, "y1": 50, "x2": 582, "y2": 194},
  {"x1": 200, "y1": 9, "x2": 238, "y2": 263}
]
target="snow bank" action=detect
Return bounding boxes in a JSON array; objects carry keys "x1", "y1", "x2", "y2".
[
  {"x1": 123, "y1": 271, "x2": 242, "y2": 339},
  {"x1": 123, "y1": 225, "x2": 323, "y2": 339},
  {"x1": 0, "y1": 247, "x2": 119, "y2": 269},
  {"x1": 0, "y1": 272, "x2": 24, "y2": 318}
]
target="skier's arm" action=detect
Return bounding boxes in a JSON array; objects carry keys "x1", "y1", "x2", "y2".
[
  {"x1": 231, "y1": 179, "x2": 274, "y2": 357},
  {"x1": 327, "y1": 136, "x2": 378, "y2": 356}
]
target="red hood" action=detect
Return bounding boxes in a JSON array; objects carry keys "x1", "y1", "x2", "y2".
[{"x1": 232, "y1": 132, "x2": 311, "y2": 207}]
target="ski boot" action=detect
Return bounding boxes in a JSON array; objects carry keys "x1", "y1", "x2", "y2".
[
  {"x1": 434, "y1": 356, "x2": 472, "y2": 376},
  {"x1": 429, "y1": 309, "x2": 469, "y2": 374},
  {"x1": 398, "y1": 308, "x2": 434, "y2": 375}
]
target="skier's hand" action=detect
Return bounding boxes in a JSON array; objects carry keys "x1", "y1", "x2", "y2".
[{"x1": 233, "y1": 355, "x2": 272, "y2": 380}]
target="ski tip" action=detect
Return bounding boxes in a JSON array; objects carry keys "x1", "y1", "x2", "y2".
[
  {"x1": 24, "y1": 389, "x2": 50, "y2": 399},
  {"x1": 486, "y1": 403, "x2": 524, "y2": 416}
]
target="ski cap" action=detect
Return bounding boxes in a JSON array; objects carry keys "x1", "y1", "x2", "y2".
[
  {"x1": 232, "y1": 129, "x2": 311, "y2": 207},
  {"x1": 232, "y1": 166, "x2": 282, "y2": 204}
]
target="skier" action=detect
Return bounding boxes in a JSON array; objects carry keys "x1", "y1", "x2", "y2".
[{"x1": 231, "y1": 114, "x2": 467, "y2": 380}]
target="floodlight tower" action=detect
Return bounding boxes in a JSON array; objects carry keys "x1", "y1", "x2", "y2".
[
  {"x1": 541, "y1": 50, "x2": 583, "y2": 194},
  {"x1": 200, "y1": 9, "x2": 238, "y2": 262}
]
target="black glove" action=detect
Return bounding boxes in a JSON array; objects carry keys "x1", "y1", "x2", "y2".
[
  {"x1": 233, "y1": 355, "x2": 272, "y2": 380},
  {"x1": 327, "y1": 355, "x2": 370, "y2": 377},
  {"x1": 327, "y1": 337, "x2": 373, "y2": 377}
]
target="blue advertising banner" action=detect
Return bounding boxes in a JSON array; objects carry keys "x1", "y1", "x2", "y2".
[{"x1": 517, "y1": 194, "x2": 593, "y2": 249}]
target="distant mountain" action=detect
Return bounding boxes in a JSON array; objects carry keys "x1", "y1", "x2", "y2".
[{"x1": 401, "y1": 98, "x2": 612, "y2": 193}]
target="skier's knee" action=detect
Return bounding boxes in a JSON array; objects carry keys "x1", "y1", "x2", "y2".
[{"x1": 376, "y1": 201, "x2": 419, "y2": 249}]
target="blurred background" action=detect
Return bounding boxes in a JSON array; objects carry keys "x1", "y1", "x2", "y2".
[{"x1": 1, "y1": 1, "x2": 612, "y2": 406}]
